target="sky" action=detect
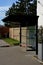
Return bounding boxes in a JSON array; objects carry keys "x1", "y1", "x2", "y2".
[{"x1": 0, "y1": 0, "x2": 18, "y2": 25}]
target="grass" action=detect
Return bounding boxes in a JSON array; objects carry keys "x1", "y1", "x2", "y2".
[{"x1": 3, "y1": 38, "x2": 20, "y2": 46}]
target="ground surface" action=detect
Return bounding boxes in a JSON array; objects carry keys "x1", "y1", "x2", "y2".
[{"x1": 0, "y1": 39, "x2": 43, "y2": 65}]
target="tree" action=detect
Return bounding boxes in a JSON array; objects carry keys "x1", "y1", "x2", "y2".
[
  {"x1": 6, "y1": 0, "x2": 37, "y2": 16},
  {"x1": 15, "y1": 0, "x2": 37, "y2": 15},
  {"x1": 6, "y1": 3, "x2": 16, "y2": 16},
  {"x1": 5, "y1": 0, "x2": 37, "y2": 26},
  {"x1": 16, "y1": 0, "x2": 26, "y2": 14}
]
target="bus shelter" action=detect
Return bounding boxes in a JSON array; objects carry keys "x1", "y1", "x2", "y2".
[{"x1": 2, "y1": 14, "x2": 39, "y2": 55}]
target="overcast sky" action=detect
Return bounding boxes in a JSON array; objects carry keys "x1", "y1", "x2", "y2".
[{"x1": 0, "y1": 0, "x2": 18, "y2": 25}]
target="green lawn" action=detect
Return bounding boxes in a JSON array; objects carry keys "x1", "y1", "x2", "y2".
[{"x1": 3, "y1": 38, "x2": 20, "y2": 46}]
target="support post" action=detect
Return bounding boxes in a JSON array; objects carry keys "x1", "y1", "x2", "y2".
[
  {"x1": 36, "y1": 20, "x2": 38, "y2": 55},
  {"x1": 20, "y1": 24, "x2": 21, "y2": 44}
]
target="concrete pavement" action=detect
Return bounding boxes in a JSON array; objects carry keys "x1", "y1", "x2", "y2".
[
  {"x1": 0, "y1": 47, "x2": 43, "y2": 65},
  {"x1": 0, "y1": 40, "x2": 43, "y2": 65}
]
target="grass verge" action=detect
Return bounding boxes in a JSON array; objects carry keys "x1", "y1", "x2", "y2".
[{"x1": 3, "y1": 38, "x2": 20, "y2": 46}]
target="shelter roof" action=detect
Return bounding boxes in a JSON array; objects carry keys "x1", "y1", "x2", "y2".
[{"x1": 2, "y1": 14, "x2": 39, "y2": 26}]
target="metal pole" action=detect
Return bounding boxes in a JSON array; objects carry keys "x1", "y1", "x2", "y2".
[
  {"x1": 20, "y1": 24, "x2": 21, "y2": 44},
  {"x1": 36, "y1": 20, "x2": 38, "y2": 55}
]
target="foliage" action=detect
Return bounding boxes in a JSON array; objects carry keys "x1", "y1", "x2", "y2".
[
  {"x1": 28, "y1": 0, "x2": 37, "y2": 15},
  {"x1": 6, "y1": 0, "x2": 37, "y2": 16},
  {"x1": 6, "y1": 3, "x2": 16, "y2": 16},
  {"x1": 5, "y1": 0, "x2": 37, "y2": 26}
]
